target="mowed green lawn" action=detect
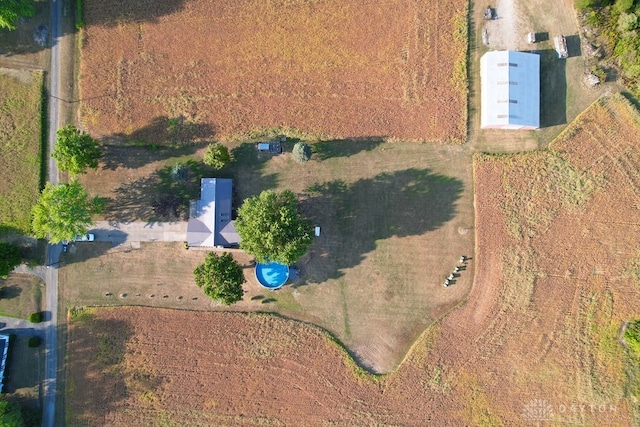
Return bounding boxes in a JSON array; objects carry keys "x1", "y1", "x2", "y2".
[
  {"x1": 63, "y1": 138, "x2": 475, "y2": 373},
  {"x1": 0, "y1": 273, "x2": 44, "y2": 319},
  {"x1": 0, "y1": 69, "x2": 44, "y2": 235}
]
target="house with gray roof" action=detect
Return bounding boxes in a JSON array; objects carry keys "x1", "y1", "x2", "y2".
[{"x1": 187, "y1": 178, "x2": 240, "y2": 248}]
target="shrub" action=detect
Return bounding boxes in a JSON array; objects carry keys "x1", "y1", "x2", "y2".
[
  {"x1": 591, "y1": 66, "x2": 608, "y2": 82},
  {"x1": 75, "y1": 0, "x2": 85, "y2": 29},
  {"x1": 203, "y1": 143, "x2": 231, "y2": 169},
  {"x1": 28, "y1": 312, "x2": 42, "y2": 323},
  {"x1": 292, "y1": 142, "x2": 312, "y2": 163},
  {"x1": 28, "y1": 337, "x2": 41, "y2": 347}
]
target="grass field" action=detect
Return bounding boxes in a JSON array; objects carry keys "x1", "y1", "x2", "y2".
[
  {"x1": 66, "y1": 95, "x2": 640, "y2": 426},
  {"x1": 66, "y1": 140, "x2": 475, "y2": 373},
  {"x1": 0, "y1": 273, "x2": 44, "y2": 319},
  {"x1": 80, "y1": 0, "x2": 467, "y2": 142},
  {"x1": 0, "y1": 69, "x2": 44, "y2": 235}
]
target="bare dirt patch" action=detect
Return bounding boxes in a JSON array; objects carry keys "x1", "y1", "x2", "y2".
[{"x1": 80, "y1": 0, "x2": 467, "y2": 142}]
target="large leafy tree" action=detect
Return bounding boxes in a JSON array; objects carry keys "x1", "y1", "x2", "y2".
[
  {"x1": 235, "y1": 190, "x2": 313, "y2": 265},
  {"x1": 194, "y1": 252, "x2": 245, "y2": 305},
  {"x1": 52, "y1": 125, "x2": 102, "y2": 175},
  {"x1": 0, "y1": 0, "x2": 35, "y2": 30},
  {"x1": 31, "y1": 180, "x2": 103, "y2": 244},
  {"x1": 0, "y1": 399, "x2": 24, "y2": 427},
  {"x1": 0, "y1": 242, "x2": 21, "y2": 279},
  {"x1": 203, "y1": 142, "x2": 230, "y2": 170}
]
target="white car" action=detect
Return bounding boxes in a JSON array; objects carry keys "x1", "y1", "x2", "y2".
[{"x1": 75, "y1": 234, "x2": 95, "y2": 242}]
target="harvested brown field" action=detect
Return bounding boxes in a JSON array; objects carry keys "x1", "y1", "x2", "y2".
[
  {"x1": 66, "y1": 95, "x2": 640, "y2": 425},
  {"x1": 79, "y1": 0, "x2": 467, "y2": 142}
]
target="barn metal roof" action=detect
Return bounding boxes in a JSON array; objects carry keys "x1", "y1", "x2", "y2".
[{"x1": 480, "y1": 51, "x2": 540, "y2": 130}]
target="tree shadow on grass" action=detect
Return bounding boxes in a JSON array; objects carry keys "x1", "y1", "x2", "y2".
[
  {"x1": 104, "y1": 175, "x2": 160, "y2": 222},
  {"x1": 312, "y1": 137, "x2": 385, "y2": 161},
  {"x1": 0, "y1": 285, "x2": 22, "y2": 300},
  {"x1": 0, "y1": 2, "x2": 52, "y2": 56},
  {"x1": 300, "y1": 168, "x2": 463, "y2": 283},
  {"x1": 104, "y1": 159, "x2": 214, "y2": 222},
  {"x1": 101, "y1": 116, "x2": 214, "y2": 170}
]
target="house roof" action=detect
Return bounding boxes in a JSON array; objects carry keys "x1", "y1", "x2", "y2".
[
  {"x1": 187, "y1": 178, "x2": 240, "y2": 247},
  {"x1": 480, "y1": 50, "x2": 540, "y2": 129}
]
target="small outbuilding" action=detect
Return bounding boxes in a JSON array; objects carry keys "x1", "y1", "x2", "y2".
[{"x1": 480, "y1": 50, "x2": 540, "y2": 130}]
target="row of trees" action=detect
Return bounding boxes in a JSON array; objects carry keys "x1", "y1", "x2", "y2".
[
  {"x1": 0, "y1": 125, "x2": 103, "y2": 277},
  {"x1": 29, "y1": 126, "x2": 104, "y2": 243}
]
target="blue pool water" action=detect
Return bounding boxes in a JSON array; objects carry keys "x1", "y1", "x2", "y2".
[{"x1": 255, "y1": 262, "x2": 289, "y2": 289}]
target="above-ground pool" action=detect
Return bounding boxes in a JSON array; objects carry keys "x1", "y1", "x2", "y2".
[{"x1": 255, "y1": 262, "x2": 289, "y2": 289}]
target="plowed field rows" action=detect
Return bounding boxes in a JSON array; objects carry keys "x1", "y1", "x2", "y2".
[
  {"x1": 67, "y1": 96, "x2": 639, "y2": 425},
  {"x1": 79, "y1": 0, "x2": 467, "y2": 142}
]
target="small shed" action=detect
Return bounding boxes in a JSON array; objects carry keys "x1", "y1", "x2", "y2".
[{"x1": 256, "y1": 140, "x2": 283, "y2": 154}]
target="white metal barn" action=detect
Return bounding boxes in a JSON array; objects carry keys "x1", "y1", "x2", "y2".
[{"x1": 480, "y1": 50, "x2": 540, "y2": 130}]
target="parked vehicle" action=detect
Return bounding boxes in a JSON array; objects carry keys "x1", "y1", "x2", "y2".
[
  {"x1": 554, "y1": 35, "x2": 568, "y2": 59},
  {"x1": 75, "y1": 234, "x2": 95, "y2": 242}
]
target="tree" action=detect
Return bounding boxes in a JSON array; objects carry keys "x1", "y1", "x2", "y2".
[
  {"x1": 292, "y1": 142, "x2": 312, "y2": 163},
  {"x1": 52, "y1": 125, "x2": 102, "y2": 175},
  {"x1": 235, "y1": 190, "x2": 313, "y2": 265},
  {"x1": 0, "y1": 0, "x2": 35, "y2": 30},
  {"x1": 0, "y1": 242, "x2": 21, "y2": 279},
  {"x1": 203, "y1": 143, "x2": 231, "y2": 170},
  {"x1": 193, "y1": 252, "x2": 245, "y2": 305},
  {"x1": 31, "y1": 180, "x2": 103, "y2": 244},
  {"x1": 0, "y1": 399, "x2": 24, "y2": 427}
]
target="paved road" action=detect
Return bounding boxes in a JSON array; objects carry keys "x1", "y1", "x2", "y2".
[
  {"x1": 90, "y1": 221, "x2": 189, "y2": 245},
  {"x1": 43, "y1": 0, "x2": 63, "y2": 425}
]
